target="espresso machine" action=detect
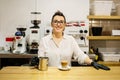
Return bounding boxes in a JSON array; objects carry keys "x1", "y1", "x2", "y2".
[
  {"x1": 13, "y1": 28, "x2": 26, "y2": 53},
  {"x1": 65, "y1": 27, "x2": 89, "y2": 54},
  {"x1": 28, "y1": 12, "x2": 41, "y2": 54}
]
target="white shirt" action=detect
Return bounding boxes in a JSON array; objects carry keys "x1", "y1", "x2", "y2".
[{"x1": 38, "y1": 33, "x2": 88, "y2": 67}]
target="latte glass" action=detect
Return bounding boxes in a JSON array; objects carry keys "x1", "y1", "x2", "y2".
[{"x1": 60, "y1": 56, "x2": 68, "y2": 68}]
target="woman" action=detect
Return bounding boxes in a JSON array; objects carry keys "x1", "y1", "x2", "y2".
[{"x1": 38, "y1": 11, "x2": 110, "y2": 70}]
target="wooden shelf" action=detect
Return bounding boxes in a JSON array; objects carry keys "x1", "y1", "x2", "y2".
[
  {"x1": 87, "y1": 15, "x2": 120, "y2": 40},
  {"x1": 87, "y1": 36, "x2": 120, "y2": 40},
  {"x1": 87, "y1": 15, "x2": 120, "y2": 20},
  {"x1": 0, "y1": 53, "x2": 37, "y2": 58},
  {"x1": 98, "y1": 61, "x2": 120, "y2": 66}
]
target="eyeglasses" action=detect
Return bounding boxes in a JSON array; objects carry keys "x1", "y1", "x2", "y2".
[{"x1": 52, "y1": 20, "x2": 65, "y2": 25}]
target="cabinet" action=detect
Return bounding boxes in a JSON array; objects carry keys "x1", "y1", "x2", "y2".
[
  {"x1": 87, "y1": 15, "x2": 120, "y2": 52},
  {"x1": 0, "y1": 53, "x2": 37, "y2": 69},
  {"x1": 87, "y1": 15, "x2": 120, "y2": 63}
]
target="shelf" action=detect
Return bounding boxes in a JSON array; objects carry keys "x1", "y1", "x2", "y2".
[
  {"x1": 0, "y1": 53, "x2": 37, "y2": 58},
  {"x1": 87, "y1": 36, "x2": 120, "y2": 40},
  {"x1": 98, "y1": 61, "x2": 120, "y2": 66},
  {"x1": 87, "y1": 15, "x2": 120, "y2": 20}
]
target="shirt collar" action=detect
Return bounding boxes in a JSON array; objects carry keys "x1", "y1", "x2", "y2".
[{"x1": 49, "y1": 33, "x2": 67, "y2": 40}]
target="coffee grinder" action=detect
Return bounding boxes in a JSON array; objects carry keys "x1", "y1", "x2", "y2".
[
  {"x1": 29, "y1": 12, "x2": 41, "y2": 54},
  {"x1": 13, "y1": 28, "x2": 27, "y2": 53}
]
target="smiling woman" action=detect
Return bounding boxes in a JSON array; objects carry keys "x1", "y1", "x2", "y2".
[
  {"x1": 37, "y1": 11, "x2": 110, "y2": 71},
  {"x1": 38, "y1": 11, "x2": 92, "y2": 67}
]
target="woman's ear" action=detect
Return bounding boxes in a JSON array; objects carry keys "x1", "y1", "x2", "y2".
[
  {"x1": 64, "y1": 23, "x2": 67, "y2": 26},
  {"x1": 51, "y1": 22, "x2": 53, "y2": 28}
]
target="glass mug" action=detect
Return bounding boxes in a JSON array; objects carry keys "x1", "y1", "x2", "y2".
[{"x1": 60, "y1": 57, "x2": 69, "y2": 68}]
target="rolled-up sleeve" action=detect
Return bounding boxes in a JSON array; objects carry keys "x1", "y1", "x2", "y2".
[{"x1": 71, "y1": 37, "x2": 88, "y2": 64}]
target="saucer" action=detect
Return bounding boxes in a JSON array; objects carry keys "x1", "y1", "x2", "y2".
[{"x1": 58, "y1": 66, "x2": 71, "y2": 71}]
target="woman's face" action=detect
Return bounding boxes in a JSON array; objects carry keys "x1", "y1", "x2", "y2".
[{"x1": 51, "y1": 15, "x2": 66, "y2": 33}]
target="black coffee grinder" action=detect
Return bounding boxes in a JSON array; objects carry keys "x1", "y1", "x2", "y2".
[
  {"x1": 31, "y1": 12, "x2": 41, "y2": 28},
  {"x1": 29, "y1": 12, "x2": 41, "y2": 54}
]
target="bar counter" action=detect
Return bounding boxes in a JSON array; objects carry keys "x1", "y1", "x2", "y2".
[{"x1": 0, "y1": 66, "x2": 120, "y2": 80}]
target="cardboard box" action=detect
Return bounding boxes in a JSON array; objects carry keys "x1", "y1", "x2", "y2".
[
  {"x1": 101, "y1": 52, "x2": 120, "y2": 62},
  {"x1": 92, "y1": 1, "x2": 113, "y2": 15}
]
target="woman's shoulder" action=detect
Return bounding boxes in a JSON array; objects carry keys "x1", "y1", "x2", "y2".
[{"x1": 41, "y1": 34, "x2": 52, "y2": 40}]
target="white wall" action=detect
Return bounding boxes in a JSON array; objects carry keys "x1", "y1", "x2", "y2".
[
  {"x1": 0, "y1": 0, "x2": 89, "y2": 47},
  {"x1": 0, "y1": 0, "x2": 35, "y2": 46}
]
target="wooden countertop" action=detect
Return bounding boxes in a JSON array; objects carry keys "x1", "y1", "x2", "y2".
[{"x1": 0, "y1": 66, "x2": 120, "y2": 80}]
